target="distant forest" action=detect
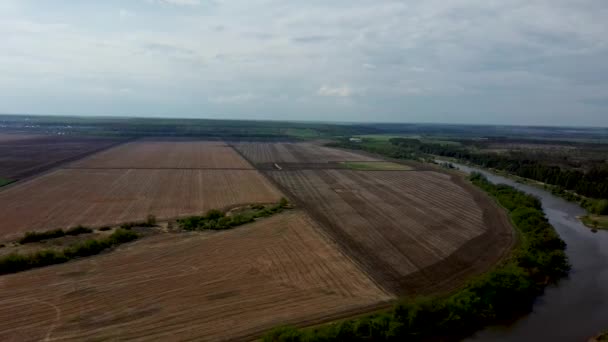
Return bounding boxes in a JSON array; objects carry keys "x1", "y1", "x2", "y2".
[
  {"x1": 330, "y1": 137, "x2": 608, "y2": 209},
  {"x1": 389, "y1": 138, "x2": 608, "y2": 200}
]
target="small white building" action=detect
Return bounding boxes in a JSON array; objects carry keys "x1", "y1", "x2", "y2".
[{"x1": 349, "y1": 137, "x2": 362, "y2": 143}]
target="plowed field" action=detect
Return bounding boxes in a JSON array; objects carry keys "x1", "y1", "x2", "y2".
[
  {"x1": 268, "y1": 169, "x2": 515, "y2": 295},
  {"x1": 0, "y1": 169, "x2": 281, "y2": 239},
  {"x1": 0, "y1": 135, "x2": 124, "y2": 180},
  {"x1": 0, "y1": 211, "x2": 392, "y2": 341},
  {"x1": 233, "y1": 142, "x2": 379, "y2": 164},
  {"x1": 0, "y1": 133, "x2": 41, "y2": 142},
  {"x1": 71, "y1": 141, "x2": 252, "y2": 169}
]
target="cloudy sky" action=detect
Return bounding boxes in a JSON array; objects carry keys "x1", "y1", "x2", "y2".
[{"x1": 1, "y1": 0, "x2": 607, "y2": 126}]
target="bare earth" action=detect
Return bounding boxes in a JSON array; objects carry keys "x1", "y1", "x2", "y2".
[
  {"x1": 0, "y1": 135, "x2": 124, "y2": 180},
  {"x1": 0, "y1": 133, "x2": 43, "y2": 142},
  {"x1": 0, "y1": 211, "x2": 392, "y2": 342},
  {"x1": 0, "y1": 168, "x2": 281, "y2": 240},
  {"x1": 71, "y1": 141, "x2": 252, "y2": 169},
  {"x1": 264, "y1": 164, "x2": 514, "y2": 295},
  {"x1": 233, "y1": 142, "x2": 380, "y2": 164}
]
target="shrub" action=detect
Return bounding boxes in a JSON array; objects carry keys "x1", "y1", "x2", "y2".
[
  {"x1": 178, "y1": 200, "x2": 288, "y2": 231},
  {"x1": 146, "y1": 214, "x2": 157, "y2": 226},
  {"x1": 0, "y1": 229, "x2": 139, "y2": 275},
  {"x1": 19, "y1": 229, "x2": 65, "y2": 244},
  {"x1": 65, "y1": 225, "x2": 93, "y2": 236}
]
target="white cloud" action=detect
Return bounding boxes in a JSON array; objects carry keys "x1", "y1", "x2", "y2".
[
  {"x1": 209, "y1": 93, "x2": 257, "y2": 104},
  {"x1": 317, "y1": 85, "x2": 353, "y2": 97},
  {"x1": 146, "y1": 0, "x2": 201, "y2": 6},
  {"x1": 119, "y1": 9, "x2": 134, "y2": 19},
  {"x1": 1, "y1": 0, "x2": 608, "y2": 125}
]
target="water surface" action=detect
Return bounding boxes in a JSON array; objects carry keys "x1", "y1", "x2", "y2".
[{"x1": 440, "y1": 162, "x2": 608, "y2": 341}]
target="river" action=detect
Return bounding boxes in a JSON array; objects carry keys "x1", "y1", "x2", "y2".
[{"x1": 439, "y1": 162, "x2": 608, "y2": 341}]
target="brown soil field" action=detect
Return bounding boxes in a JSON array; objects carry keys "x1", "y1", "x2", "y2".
[
  {"x1": 71, "y1": 141, "x2": 252, "y2": 169},
  {"x1": 233, "y1": 142, "x2": 379, "y2": 164},
  {"x1": 0, "y1": 169, "x2": 282, "y2": 240},
  {"x1": 0, "y1": 136, "x2": 124, "y2": 180},
  {"x1": 0, "y1": 211, "x2": 392, "y2": 341},
  {"x1": 267, "y1": 169, "x2": 515, "y2": 295},
  {"x1": 0, "y1": 132, "x2": 43, "y2": 142}
]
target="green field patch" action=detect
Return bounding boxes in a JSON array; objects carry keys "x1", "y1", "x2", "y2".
[
  {"x1": 580, "y1": 215, "x2": 608, "y2": 230},
  {"x1": 341, "y1": 161, "x2": 413, "y2": 171},
  {"x1": 0, "y1": 178, "x2": 13, "y2": 187}
]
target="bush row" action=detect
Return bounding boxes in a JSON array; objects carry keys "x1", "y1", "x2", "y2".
[
  {"x1": 19, "y1": 225, "x2": 94, "y2": 244},
  {"x1": 120, "y1": 214, "x2": 157, "y2": 229},
  {"x1": 0, "y1": 229, "x2": 138, "y2": 275},
  {"x1": 263, "y1": 174, "x2": 569, "y2": 341},
  {"x1": 178, "y1": 198, "x2": 289, "y2": 231}
]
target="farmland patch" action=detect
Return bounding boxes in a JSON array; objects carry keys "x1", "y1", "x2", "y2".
[
  {"x1": 0, "y1": 135, "x2": 124, "y2": 180},
  {"x1": 267, "y1": 169, "x2": 514, "y2": 295},
  {"x1": 233, "y1": 142, "x2": 379, "y2": 164},
  {"x1": 0, "y1": 169, "x2": 282, "y2": 239},
  {"x1": 0, "y1": 211, "x2": 392, "y2": 341},
  {"x1": 71, "y1": 140, "x2": 252, "y2": 169}
]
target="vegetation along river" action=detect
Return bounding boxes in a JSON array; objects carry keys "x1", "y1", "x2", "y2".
[{"x1": 440, "y1": 161, "x2": 608, "y2": 341}]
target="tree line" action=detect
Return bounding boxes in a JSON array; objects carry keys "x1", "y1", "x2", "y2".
[
  {"x1": 390, "y1": 138, "x2": 608, "y2": 202},
  {"x1": 263, "y1": 174, "x2": 569, "y2": 341},
  {"x1": 0, "y1": 229, "x2": 138, "y2": 275}
]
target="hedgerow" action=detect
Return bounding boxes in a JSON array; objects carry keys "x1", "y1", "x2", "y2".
[
  {"x1": 0, "y1": 229, "x2": 138, "y2": 275},
  {"x1": 178, "y1": 199, "x2": 290, "y2": 231}
]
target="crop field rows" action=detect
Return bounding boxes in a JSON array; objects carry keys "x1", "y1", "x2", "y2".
[
  {"x1": 267, "y1": 169, "x2": 514, "y2": 295},
  {"x1": 0, "y1": 135, "x2": 125, "y2": 180},
  {"x1": 0, "y1": 138, "x2": 516, "y2": 341},
  {"x1": 0, "y1": 211, "x2": 392, "y2": 341},
  {"x1": 0, "y1": 140, "x2": 285, "y2": 239},
  {"x1": 71, "y1": 141, "x2": 253, "y2": 170},
  {"x1": 229, "y1": 141, "x2": 515, "y2": 296},
  {"x1": 0, "y1": 168, "x2": 282, "y2": 239},
  {"x1": 232, "y1": 142, "x2": 380, "y2": 164}
]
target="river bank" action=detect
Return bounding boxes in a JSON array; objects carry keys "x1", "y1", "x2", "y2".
[{"x1": 440, "y1": 161, "x2": 608, "y2": 341}]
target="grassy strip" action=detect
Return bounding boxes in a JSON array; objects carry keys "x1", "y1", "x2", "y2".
[
  {"x1": 580, "y1": 215, "x2": 608, "y2": 230},
  {"x1": 263, "y1": 173, "x2": 569, "y2": 342},
  {"x1": 0, "y1": 229, "x2": 138, "y2": 275},
  {"x1": 0, "y1": 178, "x2": 13, "y2": 187},
  {"x1": 178, "y1": 199, "x2": 289, "y2": 231},
  {"x1": 19, "y1": 225, "x2": 94, "y2": 244},
  {"x1": 341, "y1": 161, "x2": 412, "y2": 171}
]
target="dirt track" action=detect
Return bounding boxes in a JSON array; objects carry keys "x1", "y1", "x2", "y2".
[{"x1": 0, "y1": 211, "x2": 392, "y2": 341}]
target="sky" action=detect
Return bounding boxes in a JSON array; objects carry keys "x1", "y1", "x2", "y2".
[{"x1": 1, "y1": 0, "x2": 607, "y2": 126}]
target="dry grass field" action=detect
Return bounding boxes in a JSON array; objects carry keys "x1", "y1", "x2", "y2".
[
  {"x1": 233, "y1": 142, "x2": 379, "y2": 164},
  {"x1": 0, "y1": 211, "x2": 392, "y2": 341},
  {"x1": 71, "y1": 140, "x2": 252, "y2": 169},
  {"x1": 267, "y1": 168, "x2": 515, "y2": 295},
  {"x1": 0, "y1": 168, "x2": 281, "y2": 240}
]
